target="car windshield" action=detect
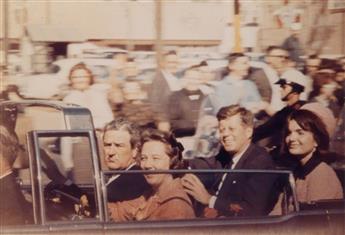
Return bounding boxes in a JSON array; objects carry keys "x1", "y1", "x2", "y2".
[
  {"x1": 102, "y1": 169, "x2": 296, "y2": 223},
  {"x1": 29, "y1": 131, "x2": 102, "y2": 224}
]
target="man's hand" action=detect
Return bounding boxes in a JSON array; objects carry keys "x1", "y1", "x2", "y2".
[
  {"x1": 181, "y1": 174, "x2": 212, "y2": 205},
  {"x1": 74, "y1": 195, "x2": 91, "y2": 217}
]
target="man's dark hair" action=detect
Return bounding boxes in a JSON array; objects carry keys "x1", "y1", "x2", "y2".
[
  {"x1": 266, "y1": 45, "x2": 285, "y2": 54},
  {"x1": 217, "y1": 105, "x2": 254, "y2": 128},
  {"x1": 227, "y1": 53, "x2": 246, "y2": 65}
]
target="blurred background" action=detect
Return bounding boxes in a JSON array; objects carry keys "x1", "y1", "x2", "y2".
[
  {"x1": 1, "y1": 0, "x2": 344, "y2": 76},
  {"x1": 1, "y1": 0, "x2": 344, "y2": 158}
]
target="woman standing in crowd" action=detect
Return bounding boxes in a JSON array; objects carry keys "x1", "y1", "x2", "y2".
[
  {"x1": 63, "y1": 63, "x2": 113, "y2": 129},
  {"x1": 108, "y1": 129, "x2": 195, "y2": 221},
  {"x1": 284, "y1": 109, "x2": 343, "y2": 204},
  {"x1": 61, "y1": 63, "x2": 114, "y2": 177}
]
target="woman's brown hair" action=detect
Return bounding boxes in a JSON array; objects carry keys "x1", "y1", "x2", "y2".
[{"x1": 140, "y1": 128, "x2": 185, "y2": 170}]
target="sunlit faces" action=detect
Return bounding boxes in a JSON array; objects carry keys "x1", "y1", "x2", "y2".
[
  {"x1": 103, "y1": 130, "x2": 137, "y2": 170},
  {"x1": 218, "y1": 114, "x2": 252, "y2": 154},
  {"x1": 285, "y1": 120, "x2": 317, "y2": 157},
  {"x1": 70, "y1": 69, "x2": 92, "y2": 91},
  {"x1": 140, "y1": 140, "x2": 171, "y2": 188},
  {"x1": 228, "y1": 56, "x2": 250, "y2": 78}
]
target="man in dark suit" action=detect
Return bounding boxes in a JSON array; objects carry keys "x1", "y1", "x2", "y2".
[
  {"x1": 148, "y1": 50, "x2": 181, "y2": 131},
  {"x1": 182, "y1": 105, "x2": 276, "y2": 217},
  {"x1": 103, "y1": 118, "x2": 150, "y2": 202},
  {"x1": 0, "y1": 125, "x2": 32, "y2": 225}
]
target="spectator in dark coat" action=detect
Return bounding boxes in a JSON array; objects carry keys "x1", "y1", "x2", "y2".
[
  {"x1": 168, "y1": 65, "x2": 206, "y2": 137},
  {"x1": 148, "y1": 51, "x2": 181, "y2": 131}
]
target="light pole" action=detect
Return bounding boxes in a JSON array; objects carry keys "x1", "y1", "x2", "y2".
[
  {"x1": 233, "y1": 0, "x2": 242, "y2": 53},
  {"x1": 2, "y1": 0, "x2": 9, "y2": 73},
  {"x1": 155, "y1": 0, "x2": 162, "y2": 71}
]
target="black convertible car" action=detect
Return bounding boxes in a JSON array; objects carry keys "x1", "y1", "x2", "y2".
[{"x1": 1, "y1": 100, "x2": 344, "y2": 234}]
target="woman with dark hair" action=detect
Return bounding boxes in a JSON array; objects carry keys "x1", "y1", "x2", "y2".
[
  {"x1": 284, "y1": 109, "x2": 343, "y2": 203},
  {"x1": 108, "y1": 129, "x2": 195, "y2": 221}
]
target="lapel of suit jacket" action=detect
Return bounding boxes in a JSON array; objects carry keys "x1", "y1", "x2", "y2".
[
  {"x1": 233, "y1": 143, "x2": 254, "y2": 170},
  {"x1": 216, "y1": 144, "x2": 254, "y2": 197},
  {"x1": 223, "y1": 144, "x2": 253, "y2": 186},
  {"x1": 211, "y1": 149, "x2": 231, "y2": 192}
]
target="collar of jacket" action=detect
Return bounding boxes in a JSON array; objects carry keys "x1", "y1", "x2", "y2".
[
  {"x1": 144, "y1": 178, "x2": 189, "y2": 205},
  {"x1": 294, "y1": 152, "x2": 323, "y2": 180},
  {"x1": 290, "y1": 100, "x2": 306, "y2": 109},
  {"x1": 215, "y1": 147, "x2": 233, "y2": 169}
]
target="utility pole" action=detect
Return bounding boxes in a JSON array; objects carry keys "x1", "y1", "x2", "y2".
[
  {"x1": 233, "y1": 0, "x2": 242, "y2": 53},
  {"x1": 2, "y1": 0, "x2": 9, "y2": 73},
  {"x1": 155, "y1": 0, "x2": 162, "y2": 70}
]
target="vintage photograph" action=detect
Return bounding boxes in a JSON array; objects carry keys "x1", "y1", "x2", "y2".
[{"x1": 1, "y1": 0, "x2": 344, "y2": 234}]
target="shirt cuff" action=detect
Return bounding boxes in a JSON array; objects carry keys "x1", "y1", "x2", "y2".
[{"x1": 208, "y1": 196, "x2": 217, "y2": 208}]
